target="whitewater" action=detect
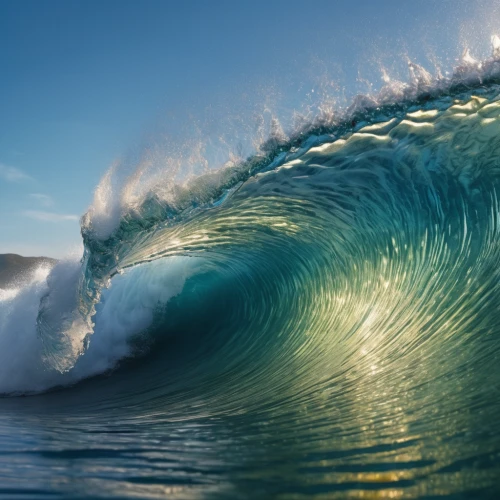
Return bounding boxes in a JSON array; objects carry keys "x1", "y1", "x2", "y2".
[{"x1": 2, "y1": 40, "x2": 500, "y2": 498}]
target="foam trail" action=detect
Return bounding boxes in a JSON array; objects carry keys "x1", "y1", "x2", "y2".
[{"x1": 0, "y1": 257, "x2": 198, "y2": 394}]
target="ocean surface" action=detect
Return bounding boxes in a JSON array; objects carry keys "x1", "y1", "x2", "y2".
[{"x1": 2, "y1": 47, "x2": 500, "y2": 499}]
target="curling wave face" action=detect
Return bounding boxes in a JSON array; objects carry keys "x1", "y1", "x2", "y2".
[{"x1": 2, "y1": 81, "x2": 500, "y2": 497}]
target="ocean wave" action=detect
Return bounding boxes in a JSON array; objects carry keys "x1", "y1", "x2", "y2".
[{"x1": 2, "y1": 44, "x2": 500, "y2": 497}]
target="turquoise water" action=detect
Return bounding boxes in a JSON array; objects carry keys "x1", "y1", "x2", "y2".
[{"x1": 2, "y1": 75, "x2": 500, "y2": 497}]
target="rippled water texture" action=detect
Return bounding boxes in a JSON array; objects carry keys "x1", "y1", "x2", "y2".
[{"x1": 2, "y1": 88, "x2": 500, "y2": 498}]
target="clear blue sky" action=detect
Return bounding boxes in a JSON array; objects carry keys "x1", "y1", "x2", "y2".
[{"x1": 1, "y1": 0, "x2": 498, "y2": 257}]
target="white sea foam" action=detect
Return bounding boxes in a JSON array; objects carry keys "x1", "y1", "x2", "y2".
[{"x1": 0, "y1": 256, "x2": 200, "y2": 394}]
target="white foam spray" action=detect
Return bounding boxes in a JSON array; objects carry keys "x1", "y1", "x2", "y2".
[{"x1": 0, "y1": 256, "x2": 200, "y2": 394}]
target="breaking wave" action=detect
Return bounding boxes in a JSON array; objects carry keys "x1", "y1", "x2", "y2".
[{"x1": 2, "y1": 41, "x2": 500, "y2": 498}]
